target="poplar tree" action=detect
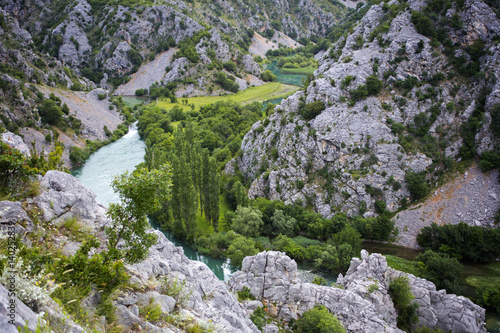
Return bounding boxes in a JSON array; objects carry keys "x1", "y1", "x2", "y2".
[
  {"x1": 208, "y1": 156, "x2": 220, "y2": 230},
  {"x1": 178, "y1": 154, "x2": 197, "y2": 239}
]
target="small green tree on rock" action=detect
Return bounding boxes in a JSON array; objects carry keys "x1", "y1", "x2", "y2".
[{"x1": 106, "y1": 164, "x2": 172, "y2": 263}]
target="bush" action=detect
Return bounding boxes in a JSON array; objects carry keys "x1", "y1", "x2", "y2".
[
  {"x1": 293, "y1": 305, "x2": 345, "y2": 333},
  {"x1": 475, "y1": 283, "x2": 500, "y2": 312},
  {"x1": 261, "y1": 70, "x2": 277, "y2": 82},
  {"x1": 299, "y1": 100, "x2": 325, "y2": 120},
  {"x1": 405, "y1": 171, "x2": 429, "y2": 201},
  {"x1": 416, "y1": 222, "x2": 500, "y2": 263},
  {"x1": 389, "y1": 276, "x2": 419, "y2": 331},
  {"x1": 416, "y1": 250, "x2": 463, "y2": 293},
  {"x1": 135, "y1": 88, "x2": 147, "y2": 96}
]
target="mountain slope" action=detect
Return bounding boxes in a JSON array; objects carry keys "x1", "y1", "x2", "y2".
[{"x1": 229, "y1": 0, "x2": 500, "y2": 227}]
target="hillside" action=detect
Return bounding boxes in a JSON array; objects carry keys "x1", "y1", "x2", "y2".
[{"x1": 229, "y1": 0, "x2": 500, "y2": 228}]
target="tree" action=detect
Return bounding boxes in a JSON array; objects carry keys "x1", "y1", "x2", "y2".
[
  {"x1": 261, "y1": 70, "x2": 277, "y2": 82},
  {"x1": 271, "y1": 209, "x2": 297, "y2": 237},
  {"x1": 207, "y1": 156, "x2": 220, "y2": 230},
  {"x1": 332, "y1": 225, "x2": 362, "y2": 251},
  {"x1": 38, "y1": 99, "x2": 63, "y2": 125},
  {"x1": 388, "y1": 276, "x2": 419, "y2": 331},
  {"x1": 416, "y1": 250, "x2": 463, "y2": 293},
  {"x1": 315, "y1": 244, "x2": 355, "y2": 274},
  {"x1": 226, "y1": 236, "x2": 259, "y2": 267},
  {"x1": 293, "y1": 305, "x2": 345, "y2": 333},
  {"x1": 405, "y1": 171, "x2": 429, "y2": 200},
  {"x1": 106, "y1": 164, "x2": 172, "y2": 263},
  {"x1": 231, "y1": 206, "x2": 264, "y2": 238}
]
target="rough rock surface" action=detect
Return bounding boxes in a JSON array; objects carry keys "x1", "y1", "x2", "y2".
[
  {"x1": 1, "y1": 131, "x2": 30, "y2": 156},
  {"x1": 340, "y1": 250, "x2": 486, "y2": 333},
  {"x1": 0, "y1": 284, "x2": 41, "y2": 332},
  {"x1": 34, "y1": 170, "x2": 108, "y2": 228},
  {"x1": 229, "y1": 251, "x2": 487, "y2": 333},
  {"x1": 0, "y1": 170, "x2": 258, "y2": 332},
  {"x1": 230, "y1": 0, "x2": 500, "y2": 223},
  {"x1": 116, "y1": 48, "x2": 177, "y2": 96},
  {"x1": 394, "y1": 165, "x2": 500, "y2": 248}
]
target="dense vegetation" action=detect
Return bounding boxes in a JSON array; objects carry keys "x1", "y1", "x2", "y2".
[{"x1": 137, "y1": 98, "x2": 397, "y2": 274}]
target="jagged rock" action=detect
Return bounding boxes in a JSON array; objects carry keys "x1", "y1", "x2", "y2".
[
  {"x1": 1, "y1": 131, "x2": 30, "y2": 156},
  {"x1": 229, "y1": 251, "x2": 487, "y2": 333},
  {"x1": 242, "y1": 54, "x2": 261, "y2": 75},
  {"x1": 163, "y1": 57, "x2": 189, "y2": 84},
  {"x1": 126, "y1": 230, "x2": 258, "y2": 332},
  {"x1": 137, "y1": 291, "x2": 176, "y2": 314},
  {"x1": 34, "y1": 170, "x2": 108, "y2": 228},
  {"x1": 230, "y1": 0, "x2": 500, "y2": 220},
  {"x1": 263, "y1": 324, "x2": 279, "y2": 333},
  {"x1": 116, "y1": 304, "x2": 142, "y2": 327},
  {"x1": 0, "y1": 201, "x2": 33, "y2": 236},
  {"x1": 0, "y1": 283, "x2": 40, "y2": 332},
  {"x1": 104, "y1": 41, "x2": 132, "y2": 73}
]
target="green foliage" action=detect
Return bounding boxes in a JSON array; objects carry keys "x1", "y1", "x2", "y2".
[
  {"x1": 299, "y1": 100, "x2": 326, "y2": 120},
  {"x1": 140, "y1": 300, "x2": 163, "y2": 321},
  {"x1": 106, "y1": 165, "x2": 172, "y2": 263},
  {"x1": 416, "y1": 222, "x2": 500, "y2": 263},
  {"x1": 135, "y1": 88, "x2": 147, "y2": 96},
  {"x1": 38, "y1": 99, "x2": 64, "y2": 126},
  {"x1": 479, "y1": 150, "x2": 500, "y2": 172},
  {"x1": 348, "y1": 75, "x2": 383, "y2": 102},
  {"x1": 315, "y1": 243, "x2": 357, "y2": 274},
  {"x1": 388, "y1": 276, "x2": 419, "y2": 331},
  {"x1": 250, "y1": 306, "x2": 267, "y2": 331},
  {"x1": 475, "y1": 283, "x2": 500, "y2": 312},
  {"x1": 226, "y1": 235, "x2": 259, "y2": 267},
  {"x1": 311, "y1": 276, "x2": 328, "y2": 286},
  {"x1": 215, "y1": 71, "x2": 239, "y2": 93},
  {"x1": 0, "y1": 141, "x2": 38, "y2": 197},
  {"x1": 237, "y1": 286, "x2": 255, "y2": 302},
  {"x1": 293, "y1": 305, "x2": 345, "y2": 333},
  {"x1": 416, "y1": 250, "x2": 463, "y2": 293},
  {"x1": 261, "y1": 70, "x2": 277, "y2": 82},
  {"x1": 231, "y1": 205, "x2": 264, "y2": 238},
  {"x1": 405, "y1": 171, "x2": 429, "y2": 201}
]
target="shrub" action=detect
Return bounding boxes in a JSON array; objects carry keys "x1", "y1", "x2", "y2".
[
  {"x1": 475, "y1": 283, "x2": 500, "y2": 312},
  {"x1": 250, "y1": 306, "x2": 267, "y2": 331},
  {"x1": 389, "y1": 276, "x2": 419, "y2": 331},
  {"x1": 417, "y1": 250, "x2": 463, "y2": 293},
  {"x1": 293, "y1": 305, "x2": 345, "y2": 333},
  {"x1": 237, "y1": 286, "x2": 255, "y2": 302},
  {"x1": 261, "y1": 70, "x2": 277, "y2": 82},
  {"x1": 416, "y1": 222, "x2": 500, "y2": 263},
  {"x1": 135, "y1": 88, "x2": 147, "y2": 96},
  {"x1": 405, "y1": 171, "x2": 429, "y2": 201},
  {"x1": 299, "y1": 100, "x2": 325, "y2": 120}
]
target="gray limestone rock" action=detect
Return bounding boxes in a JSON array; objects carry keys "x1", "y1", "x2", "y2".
[
  {"x1": 1, "y1": 132, "x2": 31, "y2": 156},
  {"x1": 230, "y1": 251, "x2": 487, "y2": 333},
  {"x1": 242, "y1": 55, "x2": 262, "y2": 75},
  {"x1": 0, "y1": 283, "x2": 40, "y2": 332},
  {"x1": 34, "y1": 170, "x2": 108, "y2": 228},
  {"x1": 0, "y1": 201, "x2": 33, "y2": 238}
]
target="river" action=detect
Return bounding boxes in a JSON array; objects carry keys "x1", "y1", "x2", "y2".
[{"x1": 72, "y1": 124, "x2": 237, "y2": 281}]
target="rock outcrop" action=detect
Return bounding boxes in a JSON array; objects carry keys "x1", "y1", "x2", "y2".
[
  {"x1": 229, "y1": 250, "x2": 487, "y2": 333},
  {"x1": 0, "y1": 170, "x2": 258, "y2": 332}
]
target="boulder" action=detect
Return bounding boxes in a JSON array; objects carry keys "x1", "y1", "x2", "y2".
[{"x1": 1, "y1": 132, "x2": 30, "y2": 156}]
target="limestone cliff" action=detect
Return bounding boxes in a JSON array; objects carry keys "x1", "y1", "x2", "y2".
[{"x1": 229, "y1": 0, "x2": 500, "y2": 227}]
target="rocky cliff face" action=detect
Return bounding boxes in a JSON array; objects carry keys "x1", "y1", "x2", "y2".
[
  {"x1": 0, "y1": 170, "x2": 258, "y2": 332},
  {"x1": 229, "y1": 0, "x2": 500, "y2": 223},
  {"x1": 229, "y1": 250, "x2": 487, "y2": 333}
]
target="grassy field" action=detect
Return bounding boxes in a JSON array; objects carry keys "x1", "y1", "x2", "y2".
[
  {"x1": 281, "y1": 66, "x2": 317, "y2": 75},
  {"x1": 156, "y1": 82, "x2": 298, "y2": 112}
]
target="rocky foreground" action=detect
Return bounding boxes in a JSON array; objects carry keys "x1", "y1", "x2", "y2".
[{"x1": 0, "y1": 171, "x2": 487, "y2": 332}]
